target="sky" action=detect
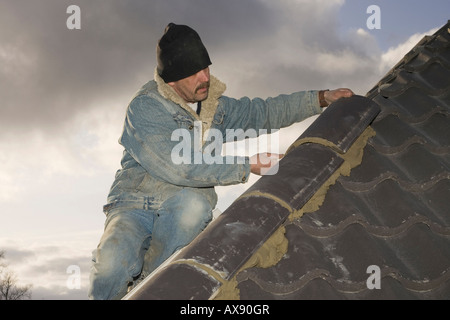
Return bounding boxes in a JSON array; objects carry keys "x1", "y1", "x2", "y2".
[{"x1": 0, "y1": 0, "x2": 448, "y2": 300}]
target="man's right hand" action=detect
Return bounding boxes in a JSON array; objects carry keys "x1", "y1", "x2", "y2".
[{"x1": 250, "y1": 153, "x2": 284, "y2": 176}]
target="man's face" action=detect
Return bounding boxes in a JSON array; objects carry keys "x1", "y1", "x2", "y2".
[{"x1": 168, "y1": 67, "x2": 210, "y2": 103}]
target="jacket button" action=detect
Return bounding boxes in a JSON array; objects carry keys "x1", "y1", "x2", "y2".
[{"x1": 188, "y1": 125, "x2": 194, "y2": 130}]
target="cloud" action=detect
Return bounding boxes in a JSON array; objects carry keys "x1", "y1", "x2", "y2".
[
  {"x1": 379, "y1": 27, "x2": 439, "y2": 74},
  {"x1": 0, "y1": 0, "x2": 368, "y2": 135},
  {"x1": 0, "y1": 1, "x2": 150, "y2": 134},
  {"x1": 209, "y1": 2, "x2": 384, "y2": 100},
  {"x1": 0, "y1": 0, "x2": 439, "y2": 138},
  {"x1": 0, "y1": 232, "x2": 99, "y2": 300},
  {"x1": 0, "y1": 0, "x2": 278, "y2": 135},
  {"x1": 0, "y1": 108, "x2": 123, "y2": 203}
]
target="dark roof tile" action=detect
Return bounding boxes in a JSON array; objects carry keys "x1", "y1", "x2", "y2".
[
  {"x1": 126, "y1": 263, "x2": 221, "y2": 300},
  {"x1": 293, "y1": 95, "x2": 380, "y2": 153},
  {"x1": 422, "y1": 180, "x2": 450, "y2": 223},
  {"x1": 172, "y1": 196, "x2": 291, "y2": 279},
  {"x1": 246, "y1": 143, "x2": 344, "y2": 210}
]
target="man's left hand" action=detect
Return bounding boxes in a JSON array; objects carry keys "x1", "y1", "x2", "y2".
[{"x1": 324, "y1": 88, "x2": 354, "y2": 105}]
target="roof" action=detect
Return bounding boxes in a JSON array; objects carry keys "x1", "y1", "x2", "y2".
[{"x1": 125, "y1": 21, "x2": 450, "y2": 300}]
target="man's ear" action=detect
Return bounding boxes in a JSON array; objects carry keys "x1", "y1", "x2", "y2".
[{"x1": 167, "y1": 81, "x2": 175, "y2": 88}]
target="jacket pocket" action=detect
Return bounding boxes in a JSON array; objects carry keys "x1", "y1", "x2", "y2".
[
  {"x1": 212, "y1": 106, "x2": 225, "y2": 125},
  {"x1": 173, "y1": 113, "x2": 195, "y2": 130}
]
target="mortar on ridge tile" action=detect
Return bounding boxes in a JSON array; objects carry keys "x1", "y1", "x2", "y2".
[{"x1": 213, "y1": 126, "x2": 376, "y2": 300}]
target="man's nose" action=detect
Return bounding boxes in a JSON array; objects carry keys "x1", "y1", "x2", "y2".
[{"x1": 196, "y1": 68, "x2": 210, "y2": 82}]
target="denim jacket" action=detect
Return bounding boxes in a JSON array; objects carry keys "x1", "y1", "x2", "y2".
[{"x1": 104, "y1": 70, "x2": 322, "y2": 213}]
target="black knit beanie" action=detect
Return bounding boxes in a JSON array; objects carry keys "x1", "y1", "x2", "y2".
[{"x1": 157, "y1": 23, "x2": 212, "y2": 83}]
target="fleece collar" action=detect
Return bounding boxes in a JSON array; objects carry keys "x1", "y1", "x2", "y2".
[{"x1": 154, "y1": 69, "x2": 226, "y2": 142}]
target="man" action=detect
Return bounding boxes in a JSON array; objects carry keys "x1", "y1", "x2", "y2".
[{"x1": 89, "y1": 23, "x2": 353, "y2": 300}]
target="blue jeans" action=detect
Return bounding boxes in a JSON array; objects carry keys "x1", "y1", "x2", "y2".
[{"x1": 88, "y1": 189, "x2": 213, "y2": 300}]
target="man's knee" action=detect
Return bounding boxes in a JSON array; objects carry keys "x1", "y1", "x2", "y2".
[{"x1": 177, "y1": 190, "x2": 213, "y2": 230}]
